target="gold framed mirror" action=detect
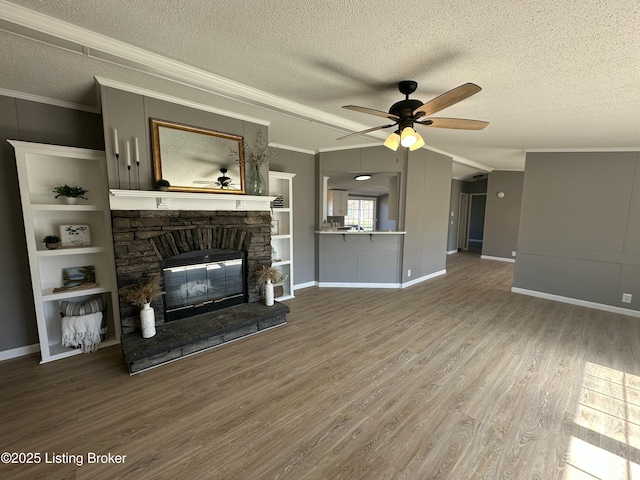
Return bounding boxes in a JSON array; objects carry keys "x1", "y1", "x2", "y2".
[{"x1": 150, "y1": 118, "x2": 246, "y2": 194}]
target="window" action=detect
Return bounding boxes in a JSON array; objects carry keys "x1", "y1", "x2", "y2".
[{"x1": 345, "y1": 197, "x2": 376, "y2": 231}]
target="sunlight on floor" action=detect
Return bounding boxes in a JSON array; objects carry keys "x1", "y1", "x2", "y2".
[{"x1": 564, "y1": 362, "x2": 640, "y2": 479}]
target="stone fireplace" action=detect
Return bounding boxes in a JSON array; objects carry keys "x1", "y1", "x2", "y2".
[
  {"x1": 109, "y1": 191, "x2": 289, "y2": 374},
  {"x1": 111, "y1": 209, "x2": 271, "y2": 334}
]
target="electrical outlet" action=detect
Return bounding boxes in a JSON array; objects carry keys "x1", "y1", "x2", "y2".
[
  {"x1": 622, "y1": 293, "x2": 633, "y2": 303},
  {"x1": 512, "y1": 251, "x2": 517, "y2": 257},
  {"x1": 407, "y1": 269, "x2": 411, "y2": 277}
]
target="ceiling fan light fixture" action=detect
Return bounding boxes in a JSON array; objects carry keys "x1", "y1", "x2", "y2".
[
  {"x1": 408, "y1": 132, "x2": 425, "y2": 151},
  {"x1": 400, "y1": 127, "x2": 418, "y2": 148},
  {"x1": 383, "y1": 131, "x2": 401, "y2": 151},
  {"x1": 354, "y1": 174, "x2": 372, "y2": 181}
]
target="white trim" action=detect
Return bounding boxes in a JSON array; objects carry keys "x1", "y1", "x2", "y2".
[
  {"x1": 96, "y1": 77, "x2": 270, "y2": 126},
  {"x1": 0, "y1": 87, "x2": 100, "y2": 113},
  {"x1": 402, "y1": 269, "x2": 447, "y2": 288},
  {"x1": 481, "y1": 255, "x2": 516, "y2": 263},
  {"x1": 318, "y1": 142, "x2": 387, "y2": 153},
  {"x1": 0, "y1": 343, "x2": 40, "y2": 362},
  {"x1": 269, "y1": 143, "x2": 316, "y2": 155},
  {"x1": 511, "y1": 287, "x2": 640, "y2": 319},
  {"x1": 319, "y1": 282, "x2": 401, "y2": 289},
  {"x1": 447, "y1": 250, "x2": 458, "y2": 255},
  {"x1": 109, "y1": 189, "x2": 275, "y2": 211},
  {"x1": 294, "y1": 281, "x2": 318, "y2": 290},
  {"x1": 525, "y1": 147, "x2": 640, "y2": 153}
]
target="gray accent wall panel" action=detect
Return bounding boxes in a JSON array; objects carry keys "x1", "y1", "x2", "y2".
[
  {"x1": 624, "y1": 159, "x2": 640, "y2": 255},
  {"x1": 514, "y1": 151, "x2": 640, "y2": 312},
  {"x1": 518, "y1": 152, "x2": 636, "y2": 254},
  {"x1": 402, "y1": 149, "x2": 452, "y2": 282},
  {"x1": 273, "y1": 148, "x2": 316, "y2": 286},
  {"x1": 483, "y1": 171, "x2": 524, "y2": 259},
  {"x1": 447, "y1": 179, "x2": 463, "y2": 251},
  {"x1": 515, "y1": 253, "x2": 621, "y2": 305}
]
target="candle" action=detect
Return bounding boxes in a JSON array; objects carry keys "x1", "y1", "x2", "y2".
[
  {"x1": 113, "y1": 128, "x2": 119, "y2": 155},
  {"x1": 126, "y1": 140, "x2": 131, "y2": 167},
  {"x1": 134, "y1": 137, "x2": 140, "y2": 165}
]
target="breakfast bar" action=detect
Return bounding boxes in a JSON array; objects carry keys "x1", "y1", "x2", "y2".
[{"x1": 316, "y1": 231, "x2": 406, "y2": 287}]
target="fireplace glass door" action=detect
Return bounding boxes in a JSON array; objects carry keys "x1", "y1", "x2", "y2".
[{"x1": 162, "y1": 249, "x2": 246, "y2": 321}]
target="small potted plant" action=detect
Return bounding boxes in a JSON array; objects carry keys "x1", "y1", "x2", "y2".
[
  {"x1": 53, "y1": 185, "x2": 89, "y2": 205},
  {"x1": 42, "y1": 234, "x2": 60, "y2": 250},
  {"x1": 155, "y1": 179, "x2": 170, "y2": 192}
]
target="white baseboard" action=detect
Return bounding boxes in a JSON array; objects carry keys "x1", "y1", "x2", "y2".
[
  {"x1": 447, "y1": 250, "x2": 458, "y2": 255},
  {"x1": 0, "y1": 343, "x2": 40, "y2": 362},
  {"x1": 511, "y1": 287, "x2": 640, "y2": 318},
  {"x1": 318, "y1": 281, "x2": 401, "y2": 289},
  {"x1": 294, "y1": 281, "x2": 317, "y2": 290},
  {"x1": 402, "y1": 269, "x2": 447, "y2": 288},
  {"x1": 481, "y1": 255, "x2": 516, "y2": 263}
]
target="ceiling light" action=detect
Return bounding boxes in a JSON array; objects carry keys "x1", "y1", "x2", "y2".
[
  {"x1": 408, "y1": 132, "x2": 425, "y2": 151},
  {"x1": 400, "y1": 127, "x2": 418, "y2": 148},
  {"x1": 383, "y1": 131, "x2": 400, "y2": 151},
  {"x1": 354, "y1": 174, "x2": 372, "y2": 181}
]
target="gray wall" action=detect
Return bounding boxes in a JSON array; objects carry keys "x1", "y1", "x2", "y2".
[
  {"x1": 272, "y1": 148, "x2": 316, "y2": 286},
  {"x1": 377, "y1": 194, "x2": 397, "y2": 231},
  {"x1": 100, "y1": 86, "x2": 266, "y2": 190},
  {"x1": 0, "y1": 95, "x2": 104, "y2": 353},
  {"x1": 402, "y1": 149, "x2": 452, "y2": 282},
  {"x1": 514, "y1": 151, "x2": 640, "y2": 311},
  {"x1": 483, "y1": 171, "x2": 524, "y2": 259},
  {"x1": 447, "y1": 179, "x2": 464, "y2": 251}
]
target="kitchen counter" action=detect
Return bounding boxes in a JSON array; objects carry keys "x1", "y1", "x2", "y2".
[{"x1": 317, "y1": 232, "x2": 404, "y2": 286}]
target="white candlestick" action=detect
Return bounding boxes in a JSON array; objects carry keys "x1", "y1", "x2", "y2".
[
  {"x1": 134, "y1": 137, "x2": 140, "y2": 164},
  {"x1": 126, "y1": 140, "x2": 131, "y2": 167},
  {"x1": 113, "y1": 128, "x2": 119, "y2": 155}
]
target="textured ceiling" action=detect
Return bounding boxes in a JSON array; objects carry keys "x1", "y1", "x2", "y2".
[{"x1": 1, "y1": 0, "x2": 639, "y2": 179}]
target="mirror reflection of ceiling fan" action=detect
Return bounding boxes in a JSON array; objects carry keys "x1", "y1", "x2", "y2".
[
  {"x1": 338, "y1": 81, "x2": 489, "y2": 151},
  {"x1": 192, "y1": 168, "x2": 239, "y2": 189}
]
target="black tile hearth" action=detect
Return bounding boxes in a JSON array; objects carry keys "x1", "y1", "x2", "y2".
[{"x1": 121, "y1": 302, "x2": 289, "y2": 374}]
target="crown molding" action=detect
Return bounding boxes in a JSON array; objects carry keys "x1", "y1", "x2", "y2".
[
  {"x1": 269, "y1": 143, "x2": 316, "y2": 155},
  {"x1": 0, "y1": 87, "x2": 100, "y2": 113},
  {"x1": 95, "y1": 77, "x2": 270, "y2": 126},
  {"x1": 525, "y1": 147, "x2": 640, "y2": 152}
]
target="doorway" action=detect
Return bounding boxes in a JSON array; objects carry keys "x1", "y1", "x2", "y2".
[
  {"x1": 467, "y1": 193, "x2": 487, "y2": 253},
  {"x1": 457, "y1": 193, "x2": 469, "y2": 250}
]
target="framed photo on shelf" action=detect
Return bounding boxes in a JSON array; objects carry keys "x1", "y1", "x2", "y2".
[
  {"x1": 59, "y1": 224, "x2": 91, "y2": 247},
  {"x1": 62, "y1": 265, "x2": 96, "y2": 287},
  {"x1": 270, "y1": 220, "x2": 279, "y2": 235}
]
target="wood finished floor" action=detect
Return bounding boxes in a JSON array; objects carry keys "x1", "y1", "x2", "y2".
[{"x1": 2, "y1": 253, "x2": 640, "y2": 479}]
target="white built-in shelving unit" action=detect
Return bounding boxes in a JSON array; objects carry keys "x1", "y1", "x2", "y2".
[
  {"x1": 9, "y1": 140, "x2": 120, "y2": 363},
  {"x1": 269, "y1": 172, "x2": 295, "y2": 301}
]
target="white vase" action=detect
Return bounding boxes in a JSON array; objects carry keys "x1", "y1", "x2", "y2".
[
  {"x1": 265, "y1": 279, "x2": 274, "y2": 306},
  {"x1": 65, "y1": 197, "x2": 77, "y2": 205},
  {"x1": 140, "y1": 302, "x2": 156, "y2": 338}
]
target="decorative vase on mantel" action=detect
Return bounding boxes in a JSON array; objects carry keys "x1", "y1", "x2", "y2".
[
  {"x1": 248, "y1": 166, "x2": 265, "y2": 196},
  {"x1": 140, "y1": 302, "x2": 156, "y2": 338}
]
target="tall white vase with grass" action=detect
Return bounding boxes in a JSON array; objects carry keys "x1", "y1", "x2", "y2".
[{"x1": 265, "y1": 279, "x2": 274, "y2": 306}]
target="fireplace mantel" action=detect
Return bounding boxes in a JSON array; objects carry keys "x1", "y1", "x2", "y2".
[{"x1": 109, "y1": 189, "x2": 275, "y2": 211}]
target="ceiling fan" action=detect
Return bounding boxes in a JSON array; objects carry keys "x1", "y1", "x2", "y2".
[{"x1": 338, "y1": 81, "x2": 488, "y2": 151}]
